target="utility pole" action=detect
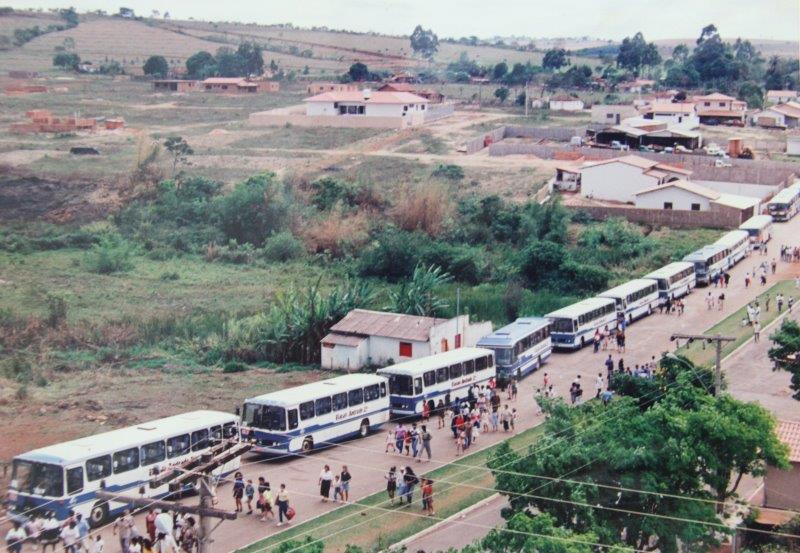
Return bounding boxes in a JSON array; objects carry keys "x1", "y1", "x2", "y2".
[
  {"x1": 98, "y1": 439, "x2": 251, "y2": 553},
  {"x1": 670, "y1": 333, "x2": 735, "y2": 395},
  {"x1": 524, "y1": 80, "x2": 529, "y2": 117}
]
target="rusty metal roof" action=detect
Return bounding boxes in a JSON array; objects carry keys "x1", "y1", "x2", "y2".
[
  {"x1": 321, "y1": 333, "x2": 366, "y2": 347},
  {"x1": 328, "y1": 309, "x2": 447, "y2": 342}
]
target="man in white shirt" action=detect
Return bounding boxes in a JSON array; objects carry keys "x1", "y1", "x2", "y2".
[
  {"x1": 5, "y1": 521, "x2": 27, "y2": 553},
  {"x1": 595, "y1": 373, "x2": 604, "y2": 399},
  {"x1": 91, "y1": 535, "x2": 105, "y2": 553},
  {"x1": 60, "y1": 520, "x2": 80, "y2": 553}
]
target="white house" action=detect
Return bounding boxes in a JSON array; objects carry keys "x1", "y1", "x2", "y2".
[
  {"x1": 320, "y1": 309, "x2": 492, "y2": 371},
  {"x1": 692, "y1": 93, "x2": 747, "y2": 124},
  {"x1": 590, "y1": 104, "x2": 639, "y2": 125},
  {"x1": 640, "y1": 102, "x2": 699, "y2": 129},
  {"x1": 549, "y1": 95, "x2": 584, "y2": 111},
  {"x1": 579, "y1": 155, "x2": 692, "y2": 203},
  {"x1": 304, "y1": 89, "x2": 428, "y2": 122},
  {"x1": 766, "y1": 90, "x2": 798, "y2": 105},
  {"x1": 753, "y1": 102, "x2": 800, "y2": 128},
  {"x1": 788, "y1": 132, "x2": 800, "y2": 156},
  {"x1": 634, "y1": 179, "x2": 759, "y2": 214}
]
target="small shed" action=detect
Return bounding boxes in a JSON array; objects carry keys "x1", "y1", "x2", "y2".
[{"x1": 549, "y1": 95, "x2": 584, "y2": 112}]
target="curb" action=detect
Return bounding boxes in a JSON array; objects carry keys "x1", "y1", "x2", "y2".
[{"x1": 384, "y1": 493, "x2": 501, "y2": 552}]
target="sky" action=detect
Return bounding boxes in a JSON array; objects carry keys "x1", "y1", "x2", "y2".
[{"x1": 8, "y1": 0, "x2": 800, "y2": 41}]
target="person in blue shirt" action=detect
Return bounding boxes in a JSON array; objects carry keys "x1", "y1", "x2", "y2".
[{"x1": 76, "y1": 513, "x2": 90, "y2": 551}]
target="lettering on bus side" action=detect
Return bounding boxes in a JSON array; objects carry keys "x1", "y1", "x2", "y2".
[
  {"x1": 451, "y1": 375, "x2": 475, "y2": 387},
  {"x1": 335, "y1": 406, "x2": 366, "y2": 421}
]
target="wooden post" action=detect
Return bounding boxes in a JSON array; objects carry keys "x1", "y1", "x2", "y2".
[{"x1": 670, "y1": 332, "x2": 736, "y2": 396}]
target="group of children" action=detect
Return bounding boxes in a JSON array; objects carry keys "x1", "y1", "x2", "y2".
[{"x1": 384, "y1": 466, "x2": 434, "y2": 516}]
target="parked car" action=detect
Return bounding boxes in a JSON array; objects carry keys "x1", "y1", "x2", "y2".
[
  {"x1": 674, "y1": 145, "x2": 691, "y2": 153},
  {"x1": 704, "y1": 118, "x2": 721, "y2": 126},
  {"x1": 722, "y1": 119, "x2": 745, "y2": 127},
  {"x1": 638, "y1": 145, "x2": 654, "y2": 153},
  {"x1": 610, "y1": 141, "x2": 629, "y2": 151}
]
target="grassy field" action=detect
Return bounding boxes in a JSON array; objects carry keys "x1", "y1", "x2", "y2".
[
  {"x1": 679, "y1": 279, "x2": 797, "y2": 367},
  {"x1": 237, "y1": 426, "x2": 543, "y2": 553}
]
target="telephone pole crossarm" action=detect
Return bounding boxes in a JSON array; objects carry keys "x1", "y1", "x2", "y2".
[
  {"x1": 94, "y1": 491, "x2": 237, "y2": 520},
  {"x1": 669, "y1": 333, "x2": 736, "y2": 396}
]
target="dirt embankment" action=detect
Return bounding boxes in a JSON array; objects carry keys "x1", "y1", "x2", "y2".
[{"x1": 0, "y1": 170, "x2": 126, "y2": 224}]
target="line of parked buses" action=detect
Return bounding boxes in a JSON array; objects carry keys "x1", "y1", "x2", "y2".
[{"x1": 7, "y1": 190, "x2": 796, "y2": 529}]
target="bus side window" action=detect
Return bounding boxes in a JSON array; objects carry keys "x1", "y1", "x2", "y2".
[
  {"x1": 475, "y1": 356, "x2": 487, "y2": 371},
  {"x1": 436, "y1": 367, "x2": 448, "y2": 383},
  {"x1": 191, "y1": 429, "x2": 209, "y2": 451},
  {"x1": 223, "y1": 422, "x2": 237, "y2": 439},
  {"x1": 141, "y1": 441, "x2": 166, "y2": 466},
  {"x1": 423, "y1": 370, "x2": 436, "y2": 387},
  {"x1": 414, "y1": 378, "x2": 423, "y2": 395},
  {"x1": 464, "y1": 360, "x2": 474, "y2": 374},
  {"x1": 210, "y1": 425, "x2": 222, "y2": 443},
  {"x1": 315, "y1": 397, "x2": 332, "y2": 416},
  {"x1": 449, "y1": 363, "x2": 463, "y2": 379},
  {"x1": 486, "y1": 354, "x2": 493, "y2": 368},
  {"x1": 112, "y1": 447, "x2": 140, "y2": 474},
  {"x1": 86, "y1": 455, "x2": 111, "y2": 482},
  {"x1": 348, "y1": 388, "x2": 364, "y2": 406},
  {"x1": 333, "y1": 392, "x2": 348, "y2": 411},
  {"x1": 167, "y1": 434, "x2": 190, "y2": 458},
  {"x1": 299, "y1": 401, "x2": 315, "y2": 421},
  {"x1": 67, "y1": 467, "x2": 83, "y2": 495},
  {"x1": 379, "y1": 382, "x2": 387, "y2": 397},
  {"x1": 287, "y1": 409, "x2": 299, "y2": 430}
]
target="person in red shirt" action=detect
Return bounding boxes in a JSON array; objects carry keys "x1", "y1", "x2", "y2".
[
  {"x1": 145, "y1": 508, "x2": 157, "y2": 542},
  {"x1": 421, "y1": 478, "x2": 434, "y2": 516}
]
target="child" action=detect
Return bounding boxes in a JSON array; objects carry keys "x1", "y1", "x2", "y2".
[
  {"x1": 403, "y1": 430, "x2": 412, "y2": 456},
  {"x1": 232, "y1": 472, "x2": 244, "y2": 512},
  {"x1": 385, "y1": 429, "x2": 396, "y2": 454},
  {"x1": 332, "y1": 475, "x2": 343, "y2": 502},
  {"x1": 245, "y1": 479, "x2": 255, "y2": 515},
  {"x1": 258, "y1": 483, "x2": 273, "y2": 522},
  {"x1": 421, "y1": 478, "x2": 434, "y2": 516},
  {"x1": 481, "y1": 409, "x2": 490, "y2": 433},
  {"x1": 510, "y1": 408, "x2": 518, "y2": 432},
  {"x1": 456, "y1": 429, "x2": 465, "y2": 456}
]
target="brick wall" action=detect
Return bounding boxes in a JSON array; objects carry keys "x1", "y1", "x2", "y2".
[{"x1": 567, "y1": 202, "x2": 746, "y2": 229}]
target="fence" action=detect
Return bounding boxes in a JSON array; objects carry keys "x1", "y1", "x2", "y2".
[
  {"x1": 424, "y1": 102, "x2": 455, "y2": 123},
  {"x1": 504, "y1": 125, "x2": 586, "y2": 141},
  {"x1": 464, "y1": 126, "x2": 506, "y2": 154},
  {"x1": 568, "y1": 204, "x2": 745, "y2": 230}
]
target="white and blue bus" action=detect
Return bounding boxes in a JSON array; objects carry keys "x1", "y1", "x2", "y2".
[
  {"x1": 546, "y1": 297, "x2": 618, "y2": 350},
  {"x1": 766, "y1": 183, "x2": 800, "y2": 222},
  {"x1": 599, "y1": 279, "x2": 662, "y2": 324},
  {"x1": 240, "y1": 374, "x2": 390, "y2": 455},
  {"x1": 714, "y1": 230, "x2": 750, "y2": 267},
  {"x1": 477, "y1": 317, "x2": 551, "y2": 383},
  {"x1": 7, "y1": 411, "x2": 240, "y2": 527},
  {"x1": 739, "y1": 215, "x2": 774, "y2": 249},
  {"x1": 377, "y1": 348, "x2": 495, "y2": 416},
  {"x1": 683, "y1": 244, "x2": 730, "y2": 285},
  {"x1": 643, "y1": 262, "x2": 696, "y2": 300}
]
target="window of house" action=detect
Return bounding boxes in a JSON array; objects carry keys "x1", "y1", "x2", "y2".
[
  {"x1": 299, "y1": 401, "x2": 315, "y2": 420},
  {"x1": 704, "y1": 102, "x2": 711, "y2": 106},
  {"x1": 112, "y1": 447, "x2": 139, "y2": 474},
  {"x1": 691, "y1": 203, "x2": 701, "y2": 211},
  {"x1": 607, "y1": 113, "x2": 614, "y2": 119},
  {"x1": 719, "y1": 102, "x2": 725, "y2": 107},
  {"x1": 399, "y1": 342, "x2": 412, "y2": 357},
  {"x1": 421, "y1": 105, "x2": 425, "y2": 110},
  {"x1": 664, "y1": 202, "x2": 673, "y2": 210},
  {"x1": 357, "y1": 106, "x2": 365, "y2": 114}
]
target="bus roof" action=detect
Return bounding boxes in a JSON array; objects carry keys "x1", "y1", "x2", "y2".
[
  {"x1": 545, "y1": 297, "x2": 616, "y2": 320},
  {"x1": 477, "y1": 317, "x2": 550, "y2": 347},
  {"x1": 768, "y1": 187, "x2": 800, "y2": 205},
  {"x1": 739, "y1": 215, "x2": 773, "y2": 229},
  {"x1": 643, "y1": 261, "x2": 695, "y2": 280},
  {"x1": 15, "y1": 410, "x2": 237, "y2": 466},
  {"x1": 246, "y1": 374, "x2": 386, "y2": 408},
  {"x1": 683, "y1": 243, "x2": 727, "y2": 262},
  {"x1": 376, "y1": 347, "x2": 493, "y2": 376},
  {"x1": 599, "y1": 279, "x2": 658, "y2": 300},
  {"x1": 714, "y1": 230, "x2": 749, "y2": 247}
]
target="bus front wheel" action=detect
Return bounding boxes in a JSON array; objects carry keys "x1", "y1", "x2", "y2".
[
  {"x1": 89, "y1": 502, "x2": 109, "y2": 529},
  {"x1": 359, "y1": 419, "x2": 370, "y2": 438},
  {"x1": 302, "y1": 437, "x2": 313, "y2": 453}
]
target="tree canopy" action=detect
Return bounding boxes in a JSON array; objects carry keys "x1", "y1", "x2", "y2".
[
  {"x1": 768, "y1": 319, "x2": 800, "y2": 400},
  {"x1": 543, "y1": 48, "x2": 570, "y2": 70},
  {"x1": 410, "y1": 25, "x2": 439, "y2": 58},
  {"x1": 616, "y1": 32, "x2": 661, "y2": 75},
  {"x1": 185, "y1": 50, "x2": 216, "y2": 79},
  {"x1": 142, "y1": 55, "x2": 169, "y2": 78},
  {"x1": 348, "y1": 62, "x2": 370, "y2": 81}
]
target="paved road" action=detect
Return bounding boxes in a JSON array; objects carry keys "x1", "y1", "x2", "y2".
[{"x1": 31, "y1": 215, "x2": 800, "y2": 553}]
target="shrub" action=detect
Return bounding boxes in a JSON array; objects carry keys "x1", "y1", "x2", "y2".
[
  {"x1": 222, "y1": 360, "x2": 248, "y2": 373},
  {"x1": 262, "y1": 231, "x2": 305, "y2": 262},
  {"x1": 431, "y1": 163, "x2": 464, "y2": 180},
  {"x1": 357, "y1": 228, "x2": 427, "y2": 280},
  {"x1": 390, "y1": 184, "x2": 453, "y2": 237},
  {"x1": 213, "y1": 240, "x2": 256, "y2": 264},
  {"x1": 303, "y1": 209, "x2": 369, "y2": 258},
  {"x1": 84, "y1": 234, "x2": 135, "y2": 274},
  {"x1": 421, "y1": 242, "x2": 488, "y2": 284},
  {"x1": 159, "y1": 271, "x2": 180, "y2": 281}
]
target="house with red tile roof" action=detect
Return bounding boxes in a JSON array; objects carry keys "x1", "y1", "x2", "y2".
[
  {"x1": 692, "y1": 92, "x2": 747, "y2": 124},
  {"x1": 753, "y1": 101, "x2": 800, "y2": 129}
]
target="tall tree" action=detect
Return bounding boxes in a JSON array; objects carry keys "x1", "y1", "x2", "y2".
[
  {"x1": 348, "y1": 62, "x2": 369, "y2": 81},
  {"x1": 142, "y1": 55, "x2": 169, "y2": 78},
  {"x1": 185, "y1": 50, "x2": 216, "y2": 79},
  {"x1": 543, "y1": 48, "x2": 569, "y2": 70},
  {"x1": 236, "y1": 41, "x2": 264, "y2": 76},
  {"x1": 769, "y1": 319, "x2": 800, "y2": 400},
  {"x1": 409, "y1": 25, "x2": 439, "y2": 58},
  {"x1": 492, "y1": 61, "x2": 508, "y2": 81},
  {"x1": 616, "y1": 32, "x2": 662, "y2": 75}
]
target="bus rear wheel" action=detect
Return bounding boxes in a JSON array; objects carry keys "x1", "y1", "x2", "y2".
[
  {"x1": 89, "y1": 502, "x2": 109, "y2": 529},
  {"x1": 302, "y1": 437, "x2": 313, "y2": 453},
  {"x1": 359, "y1": 419, "x2": 370, "y2": 438}
]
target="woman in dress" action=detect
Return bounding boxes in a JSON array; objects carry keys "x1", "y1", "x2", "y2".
[{"x1": 319, "y1": 465, "x2": 333, "y2": 502}]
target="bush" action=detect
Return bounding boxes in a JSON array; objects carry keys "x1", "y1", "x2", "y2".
[
  {"x1": 159, "y1": 271, "x2": 180, "y2": 281},
  {"x1": 262, "y1": 231, "x2": 305, "y2": 262},
  {"x1": 431, "y1": 163, "x2": 464, "y2": 180},
  {"x1": 213, "y1": 240, "x2": 256, "y2": 264},
  {"x1": 390, "y1": 184, "x2": 453, "y2": 237},
  {"x1": 84, "y1": 234, "x2": 135, "y2": 274},
  {"x1": 357, "y1": 228, "x2": 427, "y2": 280},
  {"x1": 222, "y1": 360, "x2": 248, "y2": 373},
  {"x1": 421, "y1": 242, "x2": 488, "y2": 284}
]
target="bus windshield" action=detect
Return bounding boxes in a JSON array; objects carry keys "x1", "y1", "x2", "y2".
[
  {"x1": 491, "y1": 348, "x2": 513, "y2": 366},
  {"x1": 550, "y1": 318, "x2": 575, "y2": 333},
  {"x1": 387, "y1": 374, "x2": 413, "y2": 396},
  {"x1": 243, "y1": 403, "x2": 286, "y2": 431},
  {"x1": 11, "y1": 460, "x2": 63, "y2": 497}
]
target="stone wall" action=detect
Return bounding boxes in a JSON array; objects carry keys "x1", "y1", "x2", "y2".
[
  {"x1": 568, "y1": 202, "x2": 746, "y2": 230},
  {"x1": 424, "y1": 103, "x2": 455, "y2": 122},
  {"x1": 464, "y1": 126, "x2": 506, "y2": 154}
]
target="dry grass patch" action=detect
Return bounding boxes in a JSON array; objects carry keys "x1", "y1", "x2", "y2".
[
  {"x1": 303, "y1": 208, "x2": 370, "y2": 257},
  {"x1": 390, "y1": 183, "x2": 454, "y2": 236}
]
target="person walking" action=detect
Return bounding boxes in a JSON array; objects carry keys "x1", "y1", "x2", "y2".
[
  {"x1": 179, "y1": 518, "x2": 197, "y2": 553},
  {"x1": 385, "y1": 428, "x2": 396, "y2": 453},
  {"x1": 332, "y1": 475, "x2": 343, "y2": 502},
  {"x1": 754, "y1": 320, "x2": 761, "y2": 343},
  {"x1": 245, "y1": 479, "x2": 256, "y2": 514},
  {"x1": 766, "y1": 294, "x2": 771, "y2": 312},
  {"x1": 402, "y1": 466, "x2": 418, "y2": 505},
  {"x1": 232, "y1": 472, "x2": 245, "y2": 512},
  {"x1": 595, "y1": 373, "x2": 604, "y2": 399},
  {"x1": 75, "y1": 514, "x2": 90, "y2": 553},
  {"x1": 258, "y1": 481, "x2": 273, "y2": 521},
  {"x1": 394, "y1": 424, "x2": 406, "y2": 453},
  {"x1": 5, "y1": 522, "x2": 26, "y2": 553},
  {"x1": 604, "y1": 355, "x2": 614, "y2": 380},
  {"x1": 145, "y1": 509, "x2": 158, "y2": 542},
  {"x1": 718, "y1": 292, "x2": 725, "y2": 311},
  {"x1": 91, "y1": 536, "x2": 105, "y2": 553},
  {"x1": 418, "y1": 424, "x2": 432, "y2": 462},
  {"x1": 319, "y1": 465, "x2": 333, "y2": 502},
  {"x1": 421, "y1": 478, "x2": 435, "y2": 516},
  {"x1": 113, "y1": 509, "x2": 135, "y2": 553},
  {"x1": 340, "y1": 465, "x2": 352, "y2": 503},
  {"x1": 772, "y1": 258, "x2": 777, "y2": 274},
  {"x1": 275, "y1": 484, "x2": 291, "y2": 527},
  {"x1": 386, "y1": 466, "x2": 398, "y2": 505},
  {"x1": 410, "y1": 424, "x2": 419, "y2": 458},
  {"x1": 778, "y1": 293, "x2": 785, "y2": 312},
  {"x1": 60, "y1": 521, "x2": 80, "y2": 553}
]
